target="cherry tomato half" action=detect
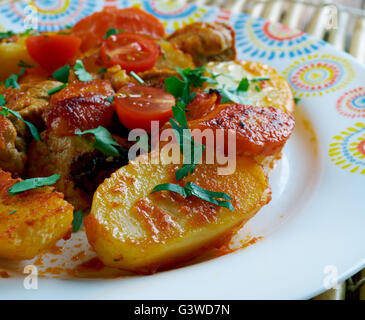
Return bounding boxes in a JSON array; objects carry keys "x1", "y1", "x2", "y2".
[
  {"x1": 71, "y1": 7, "x2": 165, "y2": 52},
  {"x1": 101, "y1": 33, "x2": 159, "y2": 73},
  {"x1": 114, "y1": 84, "x2": 175, "y2": 132},
  {"x1": 25, "y1": 34, "x2": 81, "y2": 72}
]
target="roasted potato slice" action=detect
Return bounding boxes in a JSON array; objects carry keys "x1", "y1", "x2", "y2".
[
  {"x1": 85, "y1": 151, "x2": 271, "y2": 273},
  {"x1": 0, "y1": 169, "x2": 73, "y2": 260},
  {"x1": 205, "y1": 61, "x2": 295, "y2": 115}
]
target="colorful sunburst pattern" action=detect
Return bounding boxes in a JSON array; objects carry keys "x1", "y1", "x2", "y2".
[
  {"x1": 233, "y1": 14, "x2": 326, "y2": 60},
  {"x1": 283, "y1": 54, "x2": 355, "y2": 98},
  {"x1": 336, "y1": 87, "x2": 365, "y2": 119},
  {"x1": 0, "y1": 0, "x2": 101, "y2": 32},
  {"x1": 118, "y1": 0, "x2": 217, "y2": 33},
  {"x1": 329, "y1": 123, "x2": 365, "y2": 174}
]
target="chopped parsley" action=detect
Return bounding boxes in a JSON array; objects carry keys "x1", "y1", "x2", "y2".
[
  {"x1": 98, "y1": 68, "x2": 107, "y2": 74},
  {"x1": 0, "y1": 94, "x2": 5, "y2": 106},
  {"x1": 105, "y1": 96, "x2": 114, "y2": 103},
  {"x1": 52, "y1": 65, "x2": 71, "y2": 83},
  {"x1": 9, "y1": 210, "x2": 16, "y2": 215},
  {"x1": 104, "y1": 28, "x2": 125, "y2": 39},
  {"x1": 0, "y1": 31, "x2": 15, "y2": 39},
  {"x1": 74, "y1": 60, "x2": 92, "y2": 82},
  {"x1": 47, "y1": 83, "x2": 68, "y2": 95},
  {"x1": 152, "y1": 66, "x2": 234, "y2": 210},
  {"x1": 75, "y1": 126, "x2": 120, "y2": 157},
  {"x1": 0, "y1": 99, "x2": 40, "y2": 141},
  {"x1": 4, "y1": 68, "x2": 25, "y2": 89},
  {"x1": 152, "y1": 182, "x2": 234, "y2": 211},
  {"x1": 17, "y1": 60, "x2": 34, "y2": 68},
  {"x1": 72, "y1": 210, "x2": 83, "y2": 233},
  {"x1": 8, "y1": 174, "x2": 60, "y2": 195},
  {"x1": 130, "y1": 71, "x2": 144, "y2": 84}
]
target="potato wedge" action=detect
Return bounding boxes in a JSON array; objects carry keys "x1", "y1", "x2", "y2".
[
  {"x1": 0, "y1": 37, "x2": 35, "y2": 81},
  {"x1": 0, "y1": 169, "x2": 73, "y2": 260},
  {"x1": 85, "y1": 151, "x2": 271, "y2": 273}
]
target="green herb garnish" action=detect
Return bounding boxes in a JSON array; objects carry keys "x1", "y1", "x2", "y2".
[
  {"x1": 294, "y1": 97, "x2": 301, "y2": 104},
  {"x1": 52, "y1": 65, "x2": 71, "y2": 83},
  {"x1": 154, "y1": 66, "x2": 234, "y2": 210},
  {"x1": 169, "y1": 103, "x2": 205, "y2": 180},
  {"x1": 237, "y1": 78, "x2": 249, "y2": 92},
  {"x1": 4, "y1": 68, "x2": 24, "y2": 89},
  {"x1": 98, "y1": 68, "x2": 107, "y2": 74},
  {"x1": 0, "y1": 31, "x2": 15, "y2": 39},
  {"x1": 75, "y1": 126, "x2": 120, "y2": 157},
  {"x1": 74, "y1": 60, "x2": 92, "y2": 82},
  {"x1": 130, "y1": 71, "x2": 144, "y2": 84},
  {"x1": 72, "y1": 210, "x2": 83, "y2": 233},
  {"x1": 47, "y1": 83, "x2": 68, "y2": 95},
  {"x1": 0, "y1": 102, "x2": 40, "y2": 141},
  {"x1": 17, "y1": 60, "x2": 34, "y2": 68},
  {"x1": 250, "y1": 77, "x2": 270, "y2": 82},
  {"x1": 104, "y1": 28, "x2": 125, "y2": 39},
  {"x1": 0, "y1": 94, "x2": 5, "y2": 106},
  {"x1": 152, "y1": 182, "x2": 234, "y2": 211},
  {"x1": 9, "y1": 210, "x2": 16, "y2": 215},
  {"x1": 8, "y1": 174, "x2": 60, "y2": 195},
  {"x1": 255, "y1": 85, "x2": 261, "y2": 92},
  {"x1": 105, "y1": 96, "x2": 114, "y2": 103}
]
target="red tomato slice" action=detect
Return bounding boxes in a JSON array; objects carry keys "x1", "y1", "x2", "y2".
[
  {"x1": 101, "y1": 33, "x2": 159, "y2": 72},
  {"x1": 71, "y1": 7, "x2": 165, "y2": 52},
  {"x1": 25, "y1": 34, "x2": 81, "y2": 73},
  {"x1": 114, "y1": 84, "x2": 175, "y2": 132}
]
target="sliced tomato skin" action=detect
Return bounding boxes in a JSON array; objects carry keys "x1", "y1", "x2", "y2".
[
  {"x1": 114, "y1": 84, "x2": 175, "y2": 132},
  {"x1": 71, "y1": 7, "x2": 165, "y2": 52},
  {"x1": 101, "y1": 33, "x2": 159, "y2": 72},
  {"x1": 25, "y1": 34, "x2": 81, "y2": 72},
  {"x1": 44, "y1": 80, "x2": 115, "y2": 136}
]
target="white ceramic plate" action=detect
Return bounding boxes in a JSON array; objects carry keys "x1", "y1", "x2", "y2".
[{"x1": 0, "y1": 0, "x2": 364, "y2": 299}]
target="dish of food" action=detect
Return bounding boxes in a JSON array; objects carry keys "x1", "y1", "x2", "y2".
[{"x1": 0, "y1": 0, "x2": 364, "y2": 299}]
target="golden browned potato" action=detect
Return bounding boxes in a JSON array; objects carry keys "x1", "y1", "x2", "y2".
[
  {"x1": 85, "y1": 151, "x2": 271, "y2": 273},
  {"x1": 0, "y1": 169, "x2": 73, "y2": 260},
  {"x1": 205, "y1": 60, "x2": 295, "y2": 115},
  {"x1": 0, "y1": 37, "x2": 35, "y2": 81}
]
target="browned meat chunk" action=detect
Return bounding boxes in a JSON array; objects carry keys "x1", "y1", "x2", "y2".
[
  {"x1": 167, "y1": 22, "x2": 236, "y2": 66},
  {"x1": 0, "y1": 116, "x2": 26, "y2": 176},
  {"x1": 1, "y1": 80, "x2": 63, "y2": 129},
  {"x1": 27, "y1": 130, "x2": 131, "y2": 211}
]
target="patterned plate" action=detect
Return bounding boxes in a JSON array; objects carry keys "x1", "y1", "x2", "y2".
[{"x1": 0, "y1": 0, "x2": 364, "y2": 299}]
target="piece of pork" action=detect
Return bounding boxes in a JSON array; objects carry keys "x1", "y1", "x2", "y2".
[{"x1": 167, "y1": 22, "x2": 236, "y2": 66}]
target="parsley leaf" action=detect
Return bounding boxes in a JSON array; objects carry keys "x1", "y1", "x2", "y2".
[
  {"x1": 237, "y1": 78, "x2": 249, "y2": 92},
  {"x1": 4, "y1": 69, "x2": 25, "y2": 89},
  {"x1": 169, "y1": 104, "x2": 205, "y2": 180},
  {"x1": 8, "y1": 174, "x2": 60, "y2": 195},
  {"x1": 75, "y1": 126, "x2": 120, "y2": 157},
  {"x1": 104, "y1": 28, "x2": 125, "y2": 39},
  {"x1": 294, "y1": 97, "x2": 301, "y2": 104},
  {"x1": 105, "y1": 96, "x2": 114, "y2": 103},
  {"x1": 219, "y1": 86, "x2": 251, "y2": 104},
  {"x1": 98, "y1": 68, "x2": 107, "y2": 74},
  {"x1": 0, "y1": 94, "x2": 5, "y2": 106},
  {"x1": 18, "y1": 60, "x2": 34, "y2": 68},
  {"x1": 72, "y1": 210, "x2": 83, "y2": 233},
  {"x1": 47, "y1": 83, "x2": 68, "y2": 95},
  {"x1": 0, "y1": 105, "x2": 40, "y2": 141},
  {"x1": 130, "y1": 71, "x2": 144, "y2": 84},
  {"x1": 74, "y1": 60, "x2": 92, "y2": 82},
  {"x1": 0, "y1": 31, "x2": 15, "y2": 39},
  {"x1": 250, "y1": 77, "x2": 270, "y2": 82},
  {"x1": 52, "y1": 65, "x2": 70, "y2": 83},
  {"x1": 152, "y1": 182, "x2": 234, "y2": 211},
  {"x1": 9, "y1": 210, "x2": 16, "y2": 215}
]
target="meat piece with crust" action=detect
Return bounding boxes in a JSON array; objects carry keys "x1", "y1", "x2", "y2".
[{"x1": 167, "y1": 22, "x2": 236, "y2": 66}]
